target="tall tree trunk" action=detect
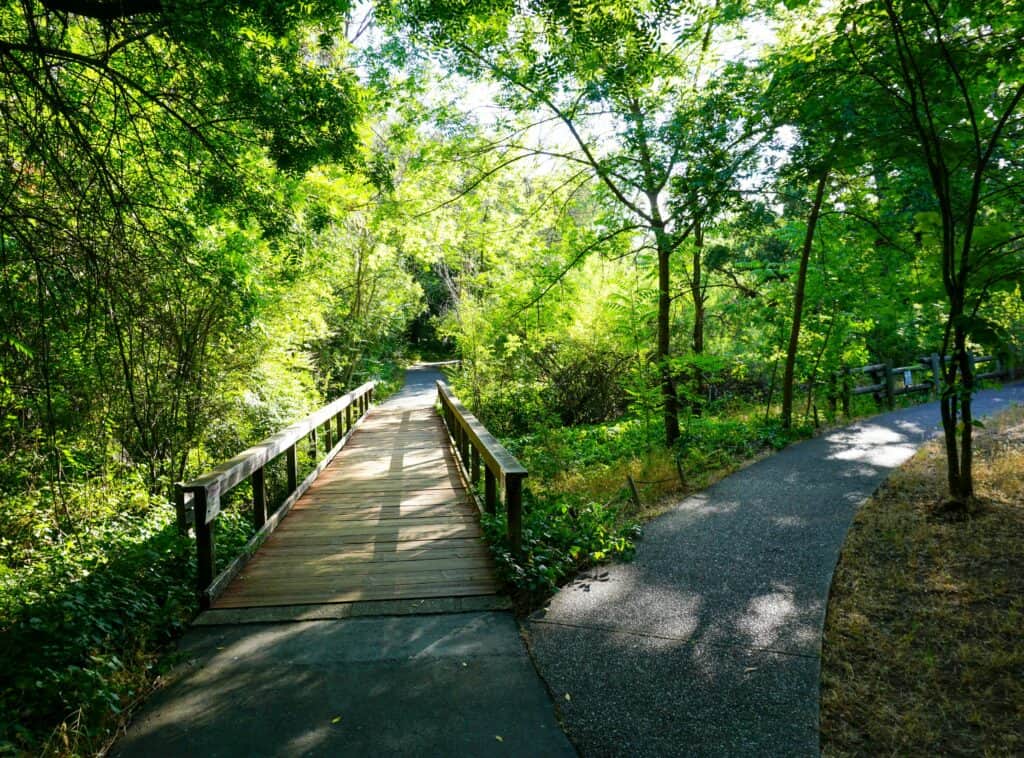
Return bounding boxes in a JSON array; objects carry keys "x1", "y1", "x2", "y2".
[
  {"x1": 656, "y1": 230, "x2": 681, "y2": 446},
  {"x1": 689, "y1": 219, "x2": 706, "y2": 415},
  {"x1": 782, "y1": 168, "x2": 829, "y2": 429}
]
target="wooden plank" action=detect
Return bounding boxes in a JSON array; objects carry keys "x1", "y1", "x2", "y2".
[
  {"x1": 211, "y1": 393, "x2": 503, "y2": 611},
  {"x1": 213, "y1": 581, "x2": 500, "y2": 609},
  {"x1": 255, "y1": 542, "x2": 490, "y2": 561},
  {"x1": 274, "y1": 515, "x2": 480, "y2": 533},
  {"x1": 287, "y1": 502, "x2": 478, "y2": 519},
  {"x1": 264, "y1": 524, "x2": 485, "y2": 542},
  {"x1": 250, "y1": 544, "x2": 491, "y2": 565},
  {"x1": 237, "y1": 555, "x2": 495, "y2": 579},
  {"x1": 222, "y1": 568, "x2": 498, "y2": 593}
]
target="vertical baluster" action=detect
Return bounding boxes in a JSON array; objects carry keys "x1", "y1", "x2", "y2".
[
  {"x1": 195, "y1": 488, "x2": 215, "y2": 610},
  {"x1": 484, "y1": 468, "x2": 497, "y2": 515},
  {"x1": 286, "y1": 444, "x2": 298, "y2": 494},
  {"x1": 506, "y1": 474, "x2": 523, "y2": 557},
  {"x1": 253, "y1": 466, "x2": 267, "y2": 528}
]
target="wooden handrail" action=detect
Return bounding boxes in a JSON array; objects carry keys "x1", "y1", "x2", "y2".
[
  {"x1": 436, "y1": 380, "x2": 527, "y2": 555},
  {"x1": 176, "y1": 380, "x2": 377, "y2": 608}
]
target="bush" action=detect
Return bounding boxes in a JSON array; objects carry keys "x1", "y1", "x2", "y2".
[
  {"x1": 482, "y1": 493, "x2": 640, "y2": 600},
  {"x1": 0, "y1": 469, "x2": 248, "y2": 755}
]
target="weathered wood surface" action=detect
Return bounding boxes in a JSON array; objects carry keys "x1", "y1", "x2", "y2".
[{"x1": 214, "y1": 406, "x2": 500, "y2": 608}]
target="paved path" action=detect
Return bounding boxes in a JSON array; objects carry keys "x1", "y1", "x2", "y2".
[
  {"x1": 114, "y1": 366, "x2": 575, "y2": 757},
  {"x1": 526, "y1": 383, "x2": 1024, "y2": 756}
]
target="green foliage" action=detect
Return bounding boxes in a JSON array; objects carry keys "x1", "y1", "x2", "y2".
[
  {"x1": 0, "y1": 474, "x2": 198, "y2": 755},
  {"x1": 477, "y1": 410, "x2": 810, "y2": 601},
  {"x1": 482, "y1": 494, "x2": 639, "y2": 599}
]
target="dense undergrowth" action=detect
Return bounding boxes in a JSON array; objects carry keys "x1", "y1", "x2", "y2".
[{"x1": 0, "y1": 468, "x2": 262, "y2": 756}]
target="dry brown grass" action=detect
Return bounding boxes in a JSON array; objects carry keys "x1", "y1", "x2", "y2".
[{"x1": 821, "y1": 404, "x2": 1024, "y2": 756}]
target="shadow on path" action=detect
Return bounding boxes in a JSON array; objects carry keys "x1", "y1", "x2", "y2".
[
  {"x1": 526, "y1": 383, "x2": 1024, "y2": 757},
  {"x1": 113, "y1": 364, "x2": 574, "y2": 757}
]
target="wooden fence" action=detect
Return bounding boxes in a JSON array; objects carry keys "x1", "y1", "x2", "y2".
[
  {"x1": 436, "y1": 381, "x2": 528, "y2": 556},
  {"x1": 829, "y1": 352, "x2": 1010, "y2": 416},
  {"x1": 175, "y1": 381, "x2": 376, "y2": 608}
]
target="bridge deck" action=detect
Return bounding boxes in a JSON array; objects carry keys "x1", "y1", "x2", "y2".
[{"x1": 214, "y1": 405, "x2": 500, "y2": 608}]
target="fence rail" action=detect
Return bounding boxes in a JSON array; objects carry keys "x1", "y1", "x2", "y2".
[
  {"x1": 436, "y1": 381, "x2": 527, "y2": 556},
  {"x1": 830, "y1": 352, "x2": 1009, "y2": 416},
  {"x1": 175, "y1": 381, "x2": 377, "y2": 608}
]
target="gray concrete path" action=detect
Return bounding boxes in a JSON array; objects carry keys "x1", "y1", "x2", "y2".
[
  {"x1": 526, "y1": 383, "x2": 1024, "y2": 757},
  {"x1": 113, "y1": 365, "x2": 575, "y2": 758}
]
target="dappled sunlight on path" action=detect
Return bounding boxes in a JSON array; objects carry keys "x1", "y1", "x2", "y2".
[{"x1": 527, "y1": 382, "x2": 1024, "y2": 757}]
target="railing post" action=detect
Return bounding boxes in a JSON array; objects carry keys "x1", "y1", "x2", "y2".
[
  {"x1": 471, "y1": 446, "x2": 480, "y2": 484},
  {"x1": 324, "y1": 420, "x2": 333, "y2": 451},
  {"x1": 336, "y1": 410, "x2": 344, "y2": 440},
  {"x1": 194, "y1": 488, "x2": 215, "y2": 610},
  {"x1": 309, "y1": 427, "x2": 318, "y2": 459},
  {"x1": 484, "y1": 468, "x2": 497, "y2": 515},
  {"x1": 252, "y1": 466, "x2": 267, "y2": 529},
  {"x1": 346, "y1": 404, "x2": 353, "y2": 433},
  {"x1": 506, "y1": 474, "x2": 523, "y2": 557},
  {"x1": 884, "y1": 361, "x2": 895, "y2": 409},
  {"x1": 286, "y1": 443, "x2": 298, "y2": 494}
]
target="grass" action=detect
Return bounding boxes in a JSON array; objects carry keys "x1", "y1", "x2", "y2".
[{"x1": 820, "y1": 403, "x2": 1024, "y2": 756}]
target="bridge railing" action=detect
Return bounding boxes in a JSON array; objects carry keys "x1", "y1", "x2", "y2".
[
  {"x1": 436, "y1": 381, "x2": 527, "y2": 556},
  {"x1": 176, "y1": 380, "x2": 377, "y2": 608}
]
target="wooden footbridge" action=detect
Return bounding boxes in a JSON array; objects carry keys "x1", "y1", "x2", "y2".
[{"x1": 175, "y1": 366, "x2": 526, "y2": 612}]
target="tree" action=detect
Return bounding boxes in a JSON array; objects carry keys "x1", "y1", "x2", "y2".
[
  {"x1": 383, "y1": 0, "x2": 764, "y2": 444},
  {"x1": 836, "y1": 0, "x2": 1024, "y2": 502}
]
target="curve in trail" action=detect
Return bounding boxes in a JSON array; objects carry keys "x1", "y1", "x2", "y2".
[{"x1": 526, "y1": 383, "x2": 1024, "y2": 757}]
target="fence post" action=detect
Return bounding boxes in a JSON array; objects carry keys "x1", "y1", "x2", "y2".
[
  {"x1": 346, "y1": 404, "x2": 352, "y2": 433},
  {"x1": 484, "y1": 469, "x2": 497, "y2": 515},
  {"x1": 626, "y1": 475, "x2": 642, "y2": 509},
  {"x1": 286, "y1": 443, "x2": 298, "y2": 494},
  {"x1": 884, "y1": 361, "x2": 895, "y2": 409},
  {"x1": 194, "y1": 488, "x2": 215, "y2": 610},
  {"x1": 252, "y1": 466, "x2": 267, "y2": 529},
  {"x1": 506, "y1": 474, "x2": 523, "y2": 557},
  {"x1": 471, "y1": 446, "x2": 481, "y2": 484}
]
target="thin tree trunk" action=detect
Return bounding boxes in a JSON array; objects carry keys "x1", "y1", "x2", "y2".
[
  {"x1": 690, "y1": 219, "x2": 706, "y2": 416},
  {"x1": 657, "y1": 235, "x2": 681, "y2": 446},
  {"x1": 782, "y1": 168, "x2": 830, "y2": 429}
]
